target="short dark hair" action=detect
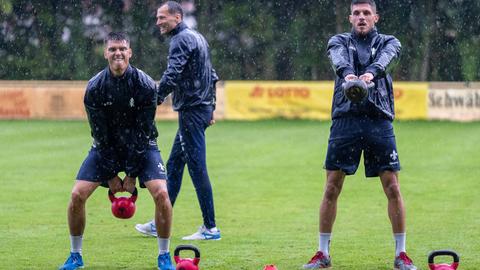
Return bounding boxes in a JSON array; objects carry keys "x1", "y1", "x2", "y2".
[
  {"x1": 351, "y1": 0, "x2": 377, "y2": 13},
  {"x1": 104, "y1": 32, "x2": 130, "y2": 46},
  {"x1": 160, "y1": 1, "x2": 184, "y2": 19}
]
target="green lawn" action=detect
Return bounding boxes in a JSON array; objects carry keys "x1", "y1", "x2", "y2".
[{"x1": 0, "y1": 120, "x2": 479, "y2": 270}]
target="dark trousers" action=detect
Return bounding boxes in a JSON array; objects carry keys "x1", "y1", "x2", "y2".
[{"x1": 167, "y1": 106, "x2": 216, "y2": 229}]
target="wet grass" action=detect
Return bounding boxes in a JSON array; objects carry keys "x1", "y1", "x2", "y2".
[{"x1": 0, "y1": 120, "x2": 479, "y2": 269}]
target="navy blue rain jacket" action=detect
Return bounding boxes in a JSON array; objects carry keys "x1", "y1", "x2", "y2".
[
  {"x1": 158, "y1": 22, "x2": 218, "y2": 111},
  {"x1": 327, "y1": 28, "x2": 401, "y2": 120},
  {"x1": 84, "y1": 65, "x2": 158, "y2": 178}
]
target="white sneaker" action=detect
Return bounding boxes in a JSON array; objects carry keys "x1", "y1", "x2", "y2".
[
  {"x1": 135, "y1": 220, "x2": 157, "y2": 237},
  {"x1": 182, "y1": 225, "x2": 221, "y2": 240}
]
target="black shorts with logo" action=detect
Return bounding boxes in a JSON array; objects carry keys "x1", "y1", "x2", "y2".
[
  {"x1": 76, "y1": 143, "x2": 167, "y2": 187},
  {"x1": 324, "y1": 116, "x2": 401, "y2": 177}
]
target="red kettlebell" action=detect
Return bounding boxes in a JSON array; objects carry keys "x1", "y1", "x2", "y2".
[
  {"x1": 108, "y1": 187, "x2": 137, "y2": 219},
  {"x1": 174, "y1": 245, "x2": 200, "y2": 270},
  {"x1": 428, "y1": 250, "x2": 459, "y2": 270}
]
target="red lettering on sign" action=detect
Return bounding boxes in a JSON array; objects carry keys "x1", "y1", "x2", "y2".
[
  {"x1": 268, "y1": 87, "x2": 310, "y2": 98},
  {"x1": 250, "y1": 86, "x2": 264, "y2": 97},
  {"x1": 249, "y1": 85, "x2": 311, "y2": 99},
  {"x1": 394, "y1": 88, "x2": 403, "y2": 99},
  {"x1": 0, "y1": 90, "x2": 31, "y2": 117},
  {"x1": 0, "y1": 107, "x2": 31, "y2": 117}
]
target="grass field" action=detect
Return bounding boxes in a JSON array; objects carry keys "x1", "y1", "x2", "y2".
[{"x1": 0, "y1": 119, "x2": 479, "y2": 270}]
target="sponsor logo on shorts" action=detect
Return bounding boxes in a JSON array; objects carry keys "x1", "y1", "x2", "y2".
[
  {"x1": 389, "y1": 150, "x2": 399, "y2": 166},
  {"x1": 390, "y1": 150, "x2": 398, "y2": 161},
  {"x1": 158, "y1": 163, "x2": 165, "y2": 172},
  {"x1": 149, "y1": 140, "x2": 157, "y2": 146}
]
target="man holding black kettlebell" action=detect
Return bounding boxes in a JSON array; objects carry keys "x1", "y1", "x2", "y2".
[{"x1": 303, "y1": 1, "x2": 417, "y2": 270}]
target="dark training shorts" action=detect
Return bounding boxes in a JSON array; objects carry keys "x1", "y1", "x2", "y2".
[
  {"x1": 324, "y1": 116, "x2": 401, "y2": 177},
  {"x1": 76, "y1": 144, "x2": 167, "y2": 187}
]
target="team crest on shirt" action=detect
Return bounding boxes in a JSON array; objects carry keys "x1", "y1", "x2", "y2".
[{"x1": 129, "y1": 97, "x2": 135, "y2": 107}]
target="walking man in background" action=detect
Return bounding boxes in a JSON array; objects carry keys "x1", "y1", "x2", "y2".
[
  {"x1": 59, "y1": 32, "x2": 174, "y2": 270},
  {"x1": 135, "y1": 1, "x2": 221, "y2": 241},
  {"x1": 303, "y1": 1, "x2": 416, "y2": 269}
]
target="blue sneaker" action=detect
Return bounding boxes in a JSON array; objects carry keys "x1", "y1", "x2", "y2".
[
  {"x1": 182, "y1": 225, "x2": 221, "y2": 240},
  {"x1": 58, "y1": 252, "x2": 84, "y2": 270},
  {"x1": 157, "y1": 252, "x2": 175, "y2": 270}
]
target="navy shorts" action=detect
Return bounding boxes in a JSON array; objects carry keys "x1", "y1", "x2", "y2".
[
  {"x1": 76, "y1": 144, "x2": 167, "y2": 187},
  {"x1": 324, "y1": 116, "x2": 401, "y2": 177}
]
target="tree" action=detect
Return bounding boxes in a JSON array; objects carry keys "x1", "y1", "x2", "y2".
[{"x1": 1, "y1": 0, "x2": 479, "y2": 81}]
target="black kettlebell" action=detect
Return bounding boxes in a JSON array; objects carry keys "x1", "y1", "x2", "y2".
[{"x1": 342, "y1": 79, "x2": 375, "y2": 103}]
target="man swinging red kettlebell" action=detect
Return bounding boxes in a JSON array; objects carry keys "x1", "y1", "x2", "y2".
[{"x1": 109, "y1": 187, "x2": 138, "y2": 219}]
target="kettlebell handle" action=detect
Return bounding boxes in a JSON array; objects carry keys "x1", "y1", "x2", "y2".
[
  {"x1": 342, "y1": 79, "x2": 375, "y2": 88},
  {"x1": 428, "y1": 250, "x2": 459, "y2": 264},
  {"x1": 108, "y1": 187, "x2": 138, "y2": 203},
  {"x1": 174, "y1": 244, "x2": 201, "y2": 258}
]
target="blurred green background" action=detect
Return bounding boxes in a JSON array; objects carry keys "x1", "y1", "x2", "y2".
[{"x1": 1, "y1": 0, "x2": 479, "y2": 81}]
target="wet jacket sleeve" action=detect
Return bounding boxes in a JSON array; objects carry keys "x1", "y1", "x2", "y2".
[
  {"x1": 211, "y1": 68, "x2": 219, "y2": 110},
  {"x1": 327, "y1": 34, "x2": 355, "y2": 79},
  {"x1": 84, "y1": 85, "x2": 117, "y2": 175},
  {"x1": 158, "y1": 36, "x2": 193, "y2": 104},
  {"x1": 125, "y1": 76, "x2": 157, "y2": 178},
  {"x1": 366, "y1": 36, "x2": 401, "y2": 78}
]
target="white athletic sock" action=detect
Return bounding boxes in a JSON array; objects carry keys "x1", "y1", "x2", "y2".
[
  {"x1": 158, "y1": 237, "x2": 170, "y2": 255},
  {"x1": 70, "y1": 235, "x2": 83, "y2": 255},
  {"x1": 394, "y1": 233, "x2": 406, "y2": 256},
  {"x1": 318, "y1": 233, "x2": 331, "y2": 256}
]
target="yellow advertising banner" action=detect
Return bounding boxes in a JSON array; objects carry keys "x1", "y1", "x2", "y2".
[
  {"x1": 225, "y1": 81, "x2": 429, "y2": 120},
  {"x1": 1, "y1": 80, "x2": 430, "y2": 121},
  {"x1": 224, "y1": 81, "x2": 334, "y2": 120},
  {"x1": 393, "y1": 82, "x2": 429, "y2": 120}
]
